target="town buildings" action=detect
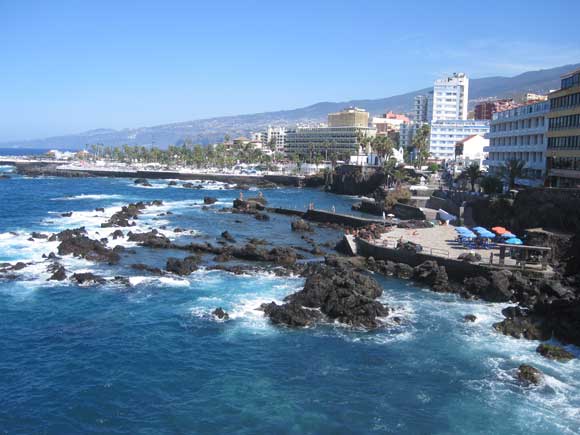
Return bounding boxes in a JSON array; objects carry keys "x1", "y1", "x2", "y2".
[
  {"x1": 432, "y1": 72, "x2": 469, "y2": 121},
  {"x1": 371, "y1": 111, "x2": 410, "y2": 135},
  {"x1": 430, "y1": 119, "x2": 489, "y2": 160},
  {"x1": 427, "y1": 73, "x2": 489, "y2": 160},
  {"x1": 414, "y1": 93, "x2": 433, "y2": 123},
  {"x1": 285, "y1": 107, "x2": 376, "y2": 159},
  {"x1": 258, "y1": 126, "x2": 286, "y2": 152},
  {"x1": 484, "y1": 100, "x2": 549, "y2": 186},
  {"x1": 328, "y1": 107, "x2": 369, "y2": 128},
  {"x1": 447, "y1": 134, "x2": 489, "y2": 174},
  {"x1": 546, "y1": 67, "x2": 580, "y2": 187},
  {"x1": 474, "y1": 99, "x2": 518, "y2": 120}
]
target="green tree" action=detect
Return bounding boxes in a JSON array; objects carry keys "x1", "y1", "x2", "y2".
[
  {"x1": 480, "y1": 176, "x2": 503, "y2": 194},
  {"x1": 464, "y1": 163, "x2": 482, "y2": 192},
  {"x1": 412, "y1": 124, "x2": 430, "y2": 169},
  {"x1": 501, "y1": 159, "x2": 526, "y2": 190}
]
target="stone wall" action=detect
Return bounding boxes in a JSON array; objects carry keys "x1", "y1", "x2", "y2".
[{"x1": 356, "y1": 238, "x2": 490, "y2": 281}]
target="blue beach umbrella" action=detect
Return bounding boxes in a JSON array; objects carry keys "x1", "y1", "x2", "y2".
[
  {"x1": 500, "y1": 232, "x2": 516, "y2": 239},
  {"x1": 505, "y1": 238, "x2": 523, "y2": 245}
]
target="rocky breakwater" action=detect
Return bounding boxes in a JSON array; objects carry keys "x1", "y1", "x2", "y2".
[
  {"x1": 49, "y1": 227, "x2": 121, "y2": 265},
  {"x1": 101, "y1": 200, "x2": 163, "y2": 228},
  {"x1": 260, "y1": 259, "x2": 390, "y2": 328}
]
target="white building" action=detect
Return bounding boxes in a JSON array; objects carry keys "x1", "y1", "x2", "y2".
[
  {"x1": 430, "y1": 119, "x2": 489, "y2": 160},
  {"x1": 428, "y1": 72, "x2": 482, "y2": 160},
  {"x1": 447, "y1": 134, "x2": 489, "y2": 174},
  {"x1": 432, "y1": 72, "x2": 469, "y2": 121},
  {"x1": 484, "y1": 100, "x2": 549, "y2": 187},
  {"x1": 252, "y1": 126, "x2": 287, "y2": 152}
]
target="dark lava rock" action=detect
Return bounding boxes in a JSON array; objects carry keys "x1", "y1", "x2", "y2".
[
  {"x1": 57, "y1": 235, "x2": 120, "y2": 264},
  {"x1": 458, "y1": 252, "x2": 482, "y2": 262},
  {"x1": 204, "y1": 197, "x2": 218, "y2": 205},
  {"x1": 493, "y1": 315, "x2": 550, "y2": 341},
  {"x1": 464, "y1": 314, "x2": 477, "y2": 322},
  {"x1": 182, "y1": 182, "x2": 201, "y2": 189},
  {"x1": 234, "y1": 184, "x2": 250, "y2": 190},
  {"x1": 516, "y1": 364, "x2": 543, "y2": 385},
  {"x1": 536, "y1": 343, "x2": 574, "y2": 362},
  {"x1": 60, "y1": 212, "x2": 73, "y2": 217},
  {"x1": 254, "y1": 212, "x2": 270, "y2": 221},
  {"x1": 221, "y1": 231, "x2": 236, "y2": 242},
  {"x1": 127, "y1": 230, "x2": 172, "y2": 249},
  {"x1": 264, "y1": 264, "x2": 389, "y2": 329},
  {"x1": 134, "y1": 178, "x2": 152, "y2": 187},
  {"x1": 168, "y1": 180, "x2": 178, "y2": 186},
  {"x1": 212, "y1": 307, "x2": 229, "y2": 320},
  {"x1": 291, "y1": 219, "x2": 312, "y2": 232},
  {"x1": 95, "y1": 207, "x2": 105, "y2": 212},
  {"x1": 30, "y1": 232, "x2": 48, "y2": 239},
  {"x1": 262, "y1": 302, "x2": 323, "y2": 327},
  {"x1": 71, "y1": 272, "x2": 106, "y2": 286},
  {"x1": 112, "y1": 230, "x2": 124, "y2": 240},
  {"x1": 464, "y1": 270, "x2": 513, "y2": 302},
  {"x1": 47, "y1": 264, "x2": 67, "y2": 281},
  {"x1": 413, "y1": 261, "x2": 449, "y2": 291},
  {"x1": 48, "y1": 227, "x2": 87, "y2": 242},
  {"x1": 130, "y1": 263, "x2": 164, "y2": 276},
  {"x1": 166, "y1": 256, "x2": 200, "y2": 276}
]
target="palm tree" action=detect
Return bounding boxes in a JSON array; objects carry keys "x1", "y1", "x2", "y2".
[
  {"x1": 501, "y1": 159, "x2": 526, "y2": 190},
  {"x1": 412, "y1": 124, "x2": 430, "y2": 169},
  {"x1": 464, "y1": 163, "x2": 482, "y2": 192}
]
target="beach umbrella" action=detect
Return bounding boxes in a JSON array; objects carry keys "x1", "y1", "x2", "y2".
[
  {"x1": 500, "y1": 232, "x2": 516, "y2": 239},
  {"x1": 492, "y1": 226, "x2": 508, "y2": 234},
  {"x1": 461, "y1": 233, "x2": 476, "y2": 239},
  {"x1": 472, "y1": 227, "x2": 486, "y2": 232},
  {"x1": 505, "y1": 238, "x2": 523, "y2": 245}
]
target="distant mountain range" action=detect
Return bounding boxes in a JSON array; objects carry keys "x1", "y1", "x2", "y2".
[{"x1": 4, "y1": 62, "x2": 579, "y2": 150}]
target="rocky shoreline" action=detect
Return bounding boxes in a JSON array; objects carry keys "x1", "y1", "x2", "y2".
[{"x1": 1, "y1": 187, "x2": 577, "y2": 387}]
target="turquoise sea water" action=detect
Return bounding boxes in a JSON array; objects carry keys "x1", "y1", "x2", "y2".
[{"x1": 0, "y1": 167, "x2": 579, "y2": 435}]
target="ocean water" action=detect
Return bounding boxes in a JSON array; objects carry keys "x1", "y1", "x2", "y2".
[{"x1": 0, "y1": 166, "x2": 579, "y2": 435}]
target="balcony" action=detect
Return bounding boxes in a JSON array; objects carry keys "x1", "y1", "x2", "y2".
[
  {"x1": 549, "y1": 169, "x2": 580, "y2": 179},
  {"x1": 484, "y1": 144, "x2": 546, "y2": 153}
]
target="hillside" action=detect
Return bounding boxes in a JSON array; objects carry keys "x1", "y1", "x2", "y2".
[{"x1": 4, "y1": 62, "x2": 579, "y2": 150}]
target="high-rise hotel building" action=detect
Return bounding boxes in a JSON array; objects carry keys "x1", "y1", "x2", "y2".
[
  {"x1": 546, "y1": 68, "x2": 580, "y2": 187},
  {"x1": 428, "y1": 73, "x2": 489, "y2": 160}
]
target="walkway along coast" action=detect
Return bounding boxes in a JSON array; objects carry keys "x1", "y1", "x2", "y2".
[{"x1": 0, "y1": 160, "x2": 304, "y2": 187}]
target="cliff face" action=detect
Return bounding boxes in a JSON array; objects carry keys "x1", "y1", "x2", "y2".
[
  {"x1": 471, "y1": 188, "x2": 580, "y2": 234},
  {"x1": 330, "y1": 166, "x2": 385, "y2": 195}
]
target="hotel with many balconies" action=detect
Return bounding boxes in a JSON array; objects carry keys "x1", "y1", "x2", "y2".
[
  {"x1": 484, "y1": 100, "x2": 549, "y2": 187},
  {"x1": 546, "y1": 68, "x2": 580, "y2": 188}
]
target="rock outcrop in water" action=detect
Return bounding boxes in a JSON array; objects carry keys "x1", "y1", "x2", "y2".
[
  {"x1": 262, "y1": 260, "x2": 390, "y2": 329},
  {"x1": 536, "y1": 343, "x2": 574, "y2": 362},
  {"x1": 516, "y1": 364, "x2": 543, "y2": 386},
  {"x1": 51, "y1": 227, "x2": 121, "y2": 264},
  {"x1": 166, "y1": 256, "x2": 200, "y2": 276}
]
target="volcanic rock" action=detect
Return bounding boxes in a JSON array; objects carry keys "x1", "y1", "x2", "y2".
[
  {"x1": 166, "y1": 256, "x2": 200, "y2": 276},
  {"x1": 212, "y1": 307, "x2": 230, "y2": 320},
  {"x1": 536, "y1": 343, "x2": 574, "y2": 362},
  {"x1": 71, "y1": 272, "x2": 106, "y2": 286},
  {"x1": 291, "y1": 219, "x2": 312, "y2": 232},
  {"x1": 516, "y1": 364, "x2": 543, "y2": 385},
  {"x1": 57, "y1": 234, "x2": 120, "y2": 264},
  {"x1": 204, "y1": 196, "x2": 218, "y2": 205}
]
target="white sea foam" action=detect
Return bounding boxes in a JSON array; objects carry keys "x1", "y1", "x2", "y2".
[{"x1": 51, "y1": 194, "x2": 123, "y2": 201}]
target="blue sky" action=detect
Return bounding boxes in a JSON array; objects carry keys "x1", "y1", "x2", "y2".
[{"x1": 1, "y1": 0, "x2": 579, "y2": 141}]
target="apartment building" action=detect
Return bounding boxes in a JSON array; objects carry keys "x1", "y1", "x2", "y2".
[
  {"x1": 546, "y1": 68, "x2": 580, "y2": 187},
  {"x1": 484, "y1": 101, "x2": 549, "y2": 186}
]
